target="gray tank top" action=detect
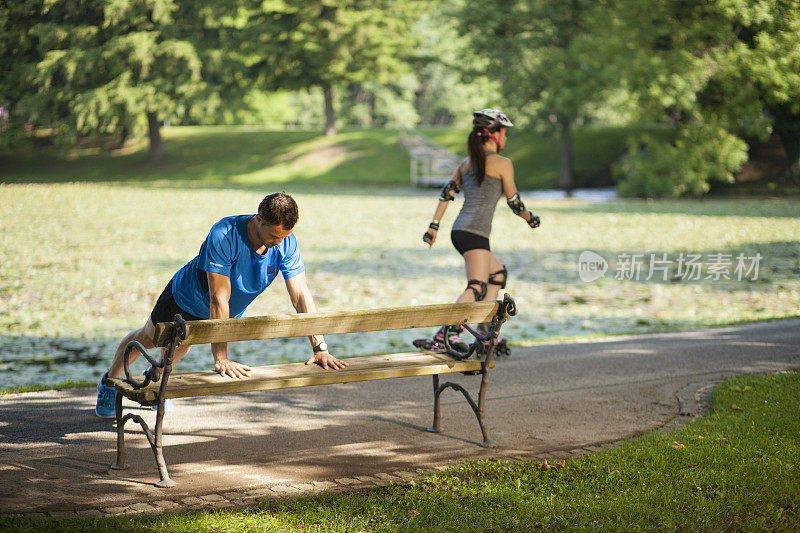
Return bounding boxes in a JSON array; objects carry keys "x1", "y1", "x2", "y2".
[{"x1": 452, "y1": 163, "x2": 503, "y2": 239}]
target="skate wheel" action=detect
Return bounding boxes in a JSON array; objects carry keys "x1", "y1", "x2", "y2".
[
  {"x1": 413, "y1": 339, "x2": 441, "y2": 352},
  {"x1": 497, "y1": 340, "x2": 511, "y2": 357},
  {"x1": 413, "y1": 339, "x2": 431, "y2": 350}
]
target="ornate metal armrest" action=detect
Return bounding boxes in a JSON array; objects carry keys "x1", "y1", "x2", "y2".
[
  {"x1": 122, "y1": 341, "x2": 164, "y2": 389},
  {"x1": 122, "y1": 315, "x2": 187, "y2": 389},
  {"x1": 445, "y1": 294, "x2": 517, "y2": 361}
]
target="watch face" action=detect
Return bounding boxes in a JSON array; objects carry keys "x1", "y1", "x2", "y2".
[{"x1": 317, "y1": 342, "x2": 328, "y2": 352}]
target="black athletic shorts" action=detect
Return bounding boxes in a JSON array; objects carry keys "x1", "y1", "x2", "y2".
[
  {"x1": 451, "y1": 230, "x2": 491, "y2": 255},
  {"x1": 150, "y1": 279, "x2": 202, "y2": 326}
]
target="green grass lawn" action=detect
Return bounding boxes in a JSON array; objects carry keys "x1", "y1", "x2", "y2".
[
  {"x1": 1, "y1": 124, "x2": 670, "y2": 190},
  {"x1": 3, "y1": 371, "x2": 798, "y2": 531},
  {"x1": 0, "y1": 127, "x2": 411, "y2": 187}
]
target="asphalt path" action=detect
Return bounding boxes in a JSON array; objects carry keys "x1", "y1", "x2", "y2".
[{"x1": 1, "y1": 318, "x2": 798, "y2": 514}]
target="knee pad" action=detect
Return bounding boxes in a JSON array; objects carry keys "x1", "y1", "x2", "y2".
[
  {"x1": 488, "y1": 266, "x2": 508, "y2": 289},
  {"x1": 466, "y1": 279, "x2": 488, "y2": 301}
]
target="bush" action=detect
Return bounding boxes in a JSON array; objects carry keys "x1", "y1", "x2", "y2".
[{"x1": 614, "y1": 125, "x2": 748, "y2": 198}]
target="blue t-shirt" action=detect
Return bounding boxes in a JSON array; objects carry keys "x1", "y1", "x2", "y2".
[{"x1": 171, "y1": 215, "x2": 305, "y2": 319}]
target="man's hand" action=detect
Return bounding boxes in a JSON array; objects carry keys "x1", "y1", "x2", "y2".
[
  {"x1": 305, "y1": 351, "x2": 349, "y2": 370},
  {"x1": 215, "y1": 359, "x2": 252, "y2": 378}
]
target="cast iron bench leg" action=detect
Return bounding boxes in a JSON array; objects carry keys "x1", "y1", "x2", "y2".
[
  {"x1": 108, "y1": 395, "x2": 175, "y2": 486},
  {"x1": 152, "y1": 400, "x2": 175, "y2": 488},
  {"x1": 427, "y1": 372, "x2": 497, "y2": 448},
  {"x1": 110, "y1": 392, "x2": 128, "y2": 470},
  {"x1": 427, "y1": 374, "x2": 442, "y2": 433}
]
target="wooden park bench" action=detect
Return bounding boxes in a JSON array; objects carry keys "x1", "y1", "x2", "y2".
[{"x1": 107, "y1": 294, "x2": 517, "y2": 487}]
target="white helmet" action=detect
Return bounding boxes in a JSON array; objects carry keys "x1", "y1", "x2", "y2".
[{"x1": 473, "y1": 108, "x2": 514, "y2": 129}]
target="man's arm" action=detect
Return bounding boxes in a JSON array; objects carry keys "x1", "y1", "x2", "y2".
[
  {"x1": 284, "y1": 272, "x2": 348, "y2": 370},
  {"x1": 207, "y1": 271, "x2": 252, "y2": 378}
]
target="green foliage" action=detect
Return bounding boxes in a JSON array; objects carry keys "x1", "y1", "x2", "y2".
[
  {"x1": 236, "y1": 0, "x2": 420, "y2": 133},
  {"x1": 199, "y1": 89, "x2": 295, "y2": 127},
  {"x1": 458, "y1": 0, "x2": 625, "y2": 189},
  {"x1": 615, "y1": 125, "x2": 749, "y2": 198},
  {"x1": 18, "y1": 0, "x2": 209, "y2": 147},
  {"x1": 734, "y1": 0, "x2": 800, "y2": 180},
  {"x1": 0, "y1": 0, "x2": 42, "y2": 149},
  {"x1": 409, "y1": 6, "x2": 502, "y2": 128},
  {"x1": 5, "y1": 0, "x2": 800, "y2": 187},
  {"x1": 599, "y1": 0, "x2": 800, "y2": 182},
  {"x1": 460, "y1": 0, "x2": 612, "y2": 125},
  {"x1": 335, "y1": 78, "x2": 419, "y2": 129}
]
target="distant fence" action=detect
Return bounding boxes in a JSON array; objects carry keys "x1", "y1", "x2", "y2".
[{"x1": 400, "y1": 130, "x2": 460, "y2": 188}]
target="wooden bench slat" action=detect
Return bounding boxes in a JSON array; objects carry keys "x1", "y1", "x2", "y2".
[
  {"x1": 153, "y1": 301, "x2": 500, "y2": 347},
  {"x1": 111, "y1": 352, "x2": 491, "y2": 403}
]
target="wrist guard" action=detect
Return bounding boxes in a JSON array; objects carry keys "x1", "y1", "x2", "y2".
[
  {"x1": 507, "y1": 193, "x2": 526, "y2": 215},
  {"x1": 423, "y1": 221, "x2": 439, "y2": 244},
  {"x1": 528, "y1": 214, "x2": 541, "y2": 229},
  {"x1": 439, "y1": 180, "x2": 460, "y2": 202}
]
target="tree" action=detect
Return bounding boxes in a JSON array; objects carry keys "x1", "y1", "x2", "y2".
[
  {"x1": 241, "y1": 0, "x2": 418, "y2": 136},
  {"x1": 21, "y1": 0, "x2": 206, "y2": 162},
  {"x1": 0, "y1": 0, "x2": 44, "y2": 149},
  {"x1": 726, "y1": 0, "x2": 800, "y2": 182},
  {"x1": 595, "y1": 0, "x2": 750, "y2": 196},
  {"x1": 409, "y1": 7, "x2": 501, "y2": 128},
  {"x1": 460, "y1": 0, "x2": 614, "y2": 192},
  {"x1": 600, "y1": 0, "x2": 800, "y2": 195},
  {"x1": 338, "y1": 80, "x2": 420, "y2": 128}
]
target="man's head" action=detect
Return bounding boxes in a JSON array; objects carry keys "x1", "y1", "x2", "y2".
[
  {"x1": 258, "y1": 193, "x2": 299, "y2": 230},
  {"x1": 253, "y1": 193, "x2": 298, "y2": 250}
]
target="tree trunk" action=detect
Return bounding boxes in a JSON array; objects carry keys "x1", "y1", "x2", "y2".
[
  {"x1": 770, "y1": 103, "x2": 800, "y2": 184},
  {"x1": 319, "y1": 3, "x2": 337, "y2": 136},
  {"x1": 146, "y1": 112, "x2": 164, "y2": 164},
  {"x1": 364, "y1": 88, "x2": 374, "y2": 129},
  {"x1": 780, "y1": 133, "x2": 800, "y2": 183},
  {"x1": 323, "y1": 85, "x2": 336, "y2": 137},
  {"x1": 557, "y1": 114, "x2": 574, "y2": 195},
  {"x1": 115, "y1": 124, "x2": 130, "y2": 149},
  {"x1": 350, "y1": 83, "x2": 372, "y2": 128}
]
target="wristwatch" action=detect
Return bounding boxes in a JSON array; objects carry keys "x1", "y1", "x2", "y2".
[{"x1": 313, "y1": 342, "x2": 328, "y2": 353}]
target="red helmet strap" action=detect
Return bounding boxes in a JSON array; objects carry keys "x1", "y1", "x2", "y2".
[{"x1": 482, "y1": 127, "x2": 504, "y2": 152}]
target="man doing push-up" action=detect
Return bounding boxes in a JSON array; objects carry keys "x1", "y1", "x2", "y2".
[{"x1": 95, "y1": 192, "x2": 347, "y2": 418}]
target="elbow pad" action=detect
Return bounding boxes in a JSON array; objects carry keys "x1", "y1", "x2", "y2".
[
  {"x1": 507, "y1": 193, "x2": 526, "y2": 215},
  {"x1": 439, "y1": 180, "x2": 460, "y2": 201}
]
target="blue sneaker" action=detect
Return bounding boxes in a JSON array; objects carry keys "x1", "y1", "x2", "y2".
[
  {"x1": 95, "y1": 372, "x2": 117, "y2": 418},
  {"x1": 150, "y1": 399, "x2": 174, "y2": 412}
]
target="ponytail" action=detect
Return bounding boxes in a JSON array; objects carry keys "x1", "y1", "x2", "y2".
[{"x1": 467, "y1": 129, "x2": 487, "y2": 185}]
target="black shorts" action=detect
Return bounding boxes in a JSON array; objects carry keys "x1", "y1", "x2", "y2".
[
  {"x1": 451, "y1": 230, "x2": 491, "y2": 255},
  {"x1": 150, "y1": 279, "x2": 202, "y2": 326}
]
